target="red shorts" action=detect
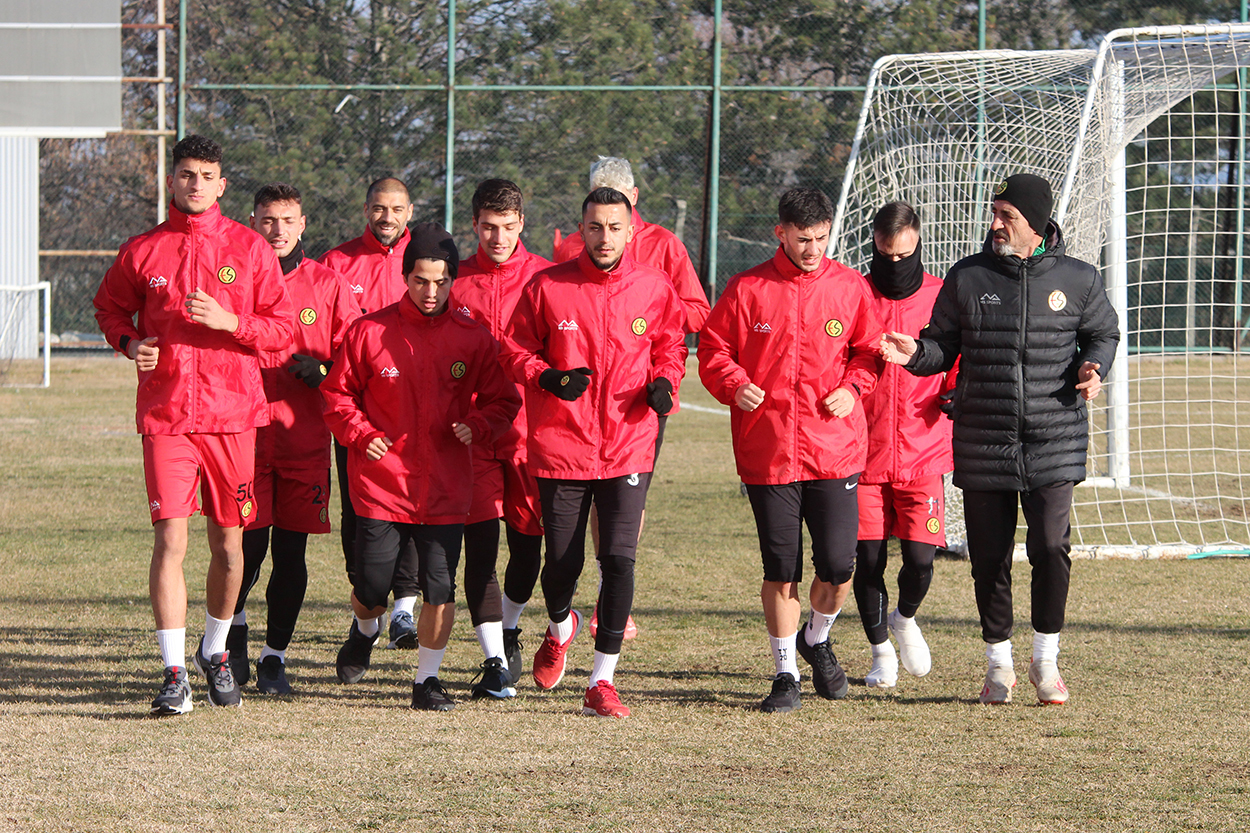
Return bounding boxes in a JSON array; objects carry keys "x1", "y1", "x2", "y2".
[
  {"x1": 857, "y1": 474, "x2": 947, "y2": 546},
  {"x1": 143, "y1": 431, "x2": 256, "y2": 528},
  {"x1": 466, "y1": 454, "x2": 543, "y2": 537},
  {"x1": 247, "y1": 464, "x2": 332, "y2": 534}
]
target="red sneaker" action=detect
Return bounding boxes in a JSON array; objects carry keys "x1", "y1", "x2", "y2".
[
  {"x1": 532, "y1": 609, "x2": 582, "y2": 691},
  {"x1": 589, "y1": 607, "x2": 638, "y2": 640},
  {"x1": 582, "y1": 680, "x2": 630, "y2": 718}
]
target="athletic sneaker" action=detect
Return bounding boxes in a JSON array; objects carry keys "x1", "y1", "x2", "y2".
[
  {"x1": 226, "y1": 623, "x2": 250, "y2": 687},
  {"x1": 255, "y1": 655, "x2": 292, "y2": 695},
  {"x1": 583, "y1": 680, "x2": 630, "y2": 718},
  {"x1": 471, "y1": 657, "x2": 517, "y2": 700},
  {"x1": 759, "y1": 672, "x2": 801, "y2": 713},
  {"x1": 150, "y1": 665, "x2": 193, "y2": 716},
  {"x1": 589, "y1": 607, "x2": 638, "y2": 640},
  {"x1": 411, "y1": 676, "x2": 456, "y2": 711},
  {"x1": 888, "y1": 610, "x2": 932, "y2": 677},
  {"x1": 794, "y1": 624, "x2": 849, "y2": 700},
  {"x1": 502, "y1": 627, "x2": 523, "y2": 684},
  {"x1": 387, "y1": 611, "x2": 417, "y2": 650},
  {"x1": 865, "y1": 644, "x2": 899, "y2": 689},
  {"x1": 335, "y1": 620, "x2": 377, "y2": 684},
  {"x1": 979, "y1": 664, "x2": 1017, "y2": 705},
  {"x1": 192, "y1": 637, "x2": 241, "y2": 707},
  {"x1": 532, "y1": 609, "x2": 582, "y2": 691},
  {"x1": 1028, "y1": 658, "x2": 1070, "y2": 705}
]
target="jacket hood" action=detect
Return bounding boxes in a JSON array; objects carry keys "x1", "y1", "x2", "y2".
[{"x1": 980, "y1": 219, "x2": 1066, "y2": 277}]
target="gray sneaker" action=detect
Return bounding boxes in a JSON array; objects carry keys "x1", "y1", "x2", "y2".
[
  {"x1": 150, "y1": 666, "x2": 193, "y2": 716},
  {"x1": 256, "y1": 655, "x2": 292, "y2": 695},
  {"x1": 192, "y1": 637, "x2": 241, "y2": 707},
  {"x1": 388, "y1": 611, "x2": 417, "y2": 649}
]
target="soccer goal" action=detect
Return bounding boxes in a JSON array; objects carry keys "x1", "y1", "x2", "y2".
[
  {"x1": 832, "y1": 24, "x2": 1250, "y2": 557},
  {"x1": 0, "y1": 282, "x2": 51, "y2": 388}
]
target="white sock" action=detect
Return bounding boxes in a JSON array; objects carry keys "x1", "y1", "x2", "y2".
[
  {"x1": 770, "y1": 632, "x2": 800, "y2": 680},
  {"x1": 415, "y1": 645, "x2": 446, "y2": 683},
  {"x1": 392, "y1": 596, "x2": 417, "y2": 618},
  {"x1": 872, "y1": 640, "x2": 896, "y2": 659},
  {"x1": 231, "y1": 610, "x2": 246, "y2": 626},
  {"x1": 501, "y1": 595, "x2": 527, "y2": 630},
  {"x1": 156, "y1": 627, "x2": 185, "y2": 669},
  {"x1": 805, "y1": 608, "x2": 839, "y2": 646},
  {"x1": 356, "y1": 614, "x2": 380, "y2": 638},
  {"x1": 1032, "y1": 631, "x2": 1060, "y2": 664},
  {"x1": 589, "y1": 651, "x2": 620, "y2": 686},
  {"x1": 476, "y1": 621, "x2": 505, "y2": 660},
  {"x1": 549, "y1": 612, "x2": 576, "y2": 643},
  {"x1": 259, "y1": 645, "x2": 286, "y2": 664},
  {"x1": 986, "y1": 639, "x2": 1013, "y2": 669},
  {"x1": 203, "y1": 613, "x2": 232, "y2": 657}
]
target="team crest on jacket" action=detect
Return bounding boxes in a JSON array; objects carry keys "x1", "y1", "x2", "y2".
[
  {"x1": 450, "y1": 361, "x2": 467, "y2": 379},
  {"x1": 1048, "y1": 290, "x2": 1067, "y2": 311},
  {"x1": 241, "y1": 499, "x2": 254, "y2": 519},
  {"x1": 320, "y1": 507, "x2": 328, "y2": 524},
  {"x1": 217, "y1": 266, "x2": 237, "y2": 284},
  {"x1": 631, "y1": 317, "x2": 647, "y2": 336},
  {"x1": 300, "y1": 308, "x2": 317, "y2": 325},
  {"x1": 825, "y1": 319, "x2": 844, "y2": 338},
  {"x1": 926, "y1": 517, "x2": 941, "y2": 534}
]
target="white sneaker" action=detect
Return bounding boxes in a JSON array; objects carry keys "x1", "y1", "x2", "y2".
[
  {"x1": 980, "y1": 664, "x2": 1017, "y2": 704},
  {"x1": 888, "y1": 610, "x2": 931, "y2": 677},
  {"x1": 865, "y1": 643, "x2": 899, "y2": 689},
  {"x1": 1028, "y1": 658, "x2": 1069, "y2": 705}
]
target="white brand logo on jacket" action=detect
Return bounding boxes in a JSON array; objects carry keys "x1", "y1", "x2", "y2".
[
  {"x1": 147, "y1": 276, "x2": 168, "y2": 288},
  {"x1": 1048, "y1": 290, "x2": 1067, "y2": 311},
  {"x1": 349, "y1": 283, "x2": 364, "y2": 295},
  {"x1": 979, "y1": 293, "x2": 1002, "y2": 305},
  {"x1": 380, "y1": 366, "x2": 399, "y2": 378},
  {"x1": 149, "y1": 500, "x2": 161, "y2": 512},
  {"x1": 456, "y1": 305, "x2": 472, "y2": 317},
  {"x1": 558, "y1": 319, "x2": 579, "y2": 331},
  {"x1": 753, "y1": 322, "x2": 772, "y2": 333}
]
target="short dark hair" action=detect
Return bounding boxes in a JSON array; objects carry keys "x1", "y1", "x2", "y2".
[
  {"x1": 472, "y1": 179, "x2": 525, "y2": 219},
  {"x1": 777, "y1": 187, "x2": 833, "y2": 229},
  {"x1": 253, "y1": 182, "x2": 302, "y2": 210},
  {"x1": 872, "y1": 200, "x2": 920, "y2": 239},
  {"x1": 171, "y1": 134, "x2": 223, "y2": 167},
  {"x1": 582, "y1": 186, "x2": 632, "y2": 217},
  {"x1": 366, "y1": 177, "x2": 409, "y2": 203}
]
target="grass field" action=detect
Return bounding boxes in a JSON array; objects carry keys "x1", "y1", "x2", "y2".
[{"x1": 2, "y1": 357, "x2": 1248, "y2": 832}]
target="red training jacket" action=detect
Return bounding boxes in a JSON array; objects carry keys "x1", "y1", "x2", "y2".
[
  {"x1": 94, "y1": 202, "x2": 295, "y2": 436},
  {"x1": 318, "y1": 226, "x2": 410, "y2": 316},
  {"x1": 321, "y1": 294, "x2": 521, "y2": 525},
  {"x1": 501, "y1": 250, "x2": 687, "y2": 480},
  {"x1": 697, "y1": 248, "x2": 884, "y2": 485}
]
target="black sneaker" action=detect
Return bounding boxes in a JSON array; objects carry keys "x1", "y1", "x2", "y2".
[
  {"x1": 226, "y1": 623, "x2": 250, "y2": 687},
  {"x1": 502, "y1": 627, "x2": 523, "y2": 683},
  {"x1": 255, "y1": 655, "x2": 292, "y2": 695},
  {"x1": 759, "y1": 672, "x2": 801, "y2": 713},
  {"x1": 411, "y1": 676, "x2": 456, "y2": 711},
  {"x1": 387, "y1": 611, "x2": 417, "y2": 649},
  {"x1": 150, "y1": 665, "x2": 193, "y2": 716},
  {"x1": 471, "y1": 657, "x2": 518, "y2": 700},
  {"x1": 795, "y1": 622, "x2": 850, "y2": 700},
  {"x1": 336, "y1": 620, "x2": 377, "y2": 684},
  {"x1": 192, "y1": 637, "x2": 241, "y2": 707}
]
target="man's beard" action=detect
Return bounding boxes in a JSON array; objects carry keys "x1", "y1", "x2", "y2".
[{"x1": 992, "y1": 236, "x2": 1014, "y2": 258}]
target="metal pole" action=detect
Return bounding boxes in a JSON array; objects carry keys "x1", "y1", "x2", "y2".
[
  {"x1": 444, "y1": 0, "x2": 456, "y2": 230},
  {"x1": 1238, "y1": 10, "x2": 1248, "y2": 349},
  {"x1": 157, "y1": 0, "x2": 167, "y2": 224},
  {"x1": 176, "y1": 0, "x2": 187, "y2": 139},
  {"x1": 978, "y1": 0, "x2": 987, "y2": 50},
  {"x1": 705, "y1": 0, "x2": 722, "y2": 301}
]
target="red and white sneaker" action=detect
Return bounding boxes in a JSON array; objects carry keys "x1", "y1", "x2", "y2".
[
  {"x1": 582, "y1": 680, "x2": 631, "y2": 718},
  {"x1": 589, "y1": 607, "x2": 638, "y2": 640},
  {"x1": 532, "y1": 609, "x2": 582, "y2": 691},
  {"x1": 1028, "y1": 658, "x2": 1069, "y2": 705}
]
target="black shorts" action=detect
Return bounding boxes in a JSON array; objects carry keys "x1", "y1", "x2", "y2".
[
  {"x1": 745, "y1": 475, "x2": 860, "y2": 585},
  {"x1": 353, "y1": 517, "x2": 463, "y2": 609}
]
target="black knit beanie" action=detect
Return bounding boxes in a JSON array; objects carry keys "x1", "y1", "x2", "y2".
[
  {"x1": 403, "y1": 221, "x2": 459, "y2": 279},
  {"x1": 991, "y1": 174, "x2": 1053, "y2": 237}
]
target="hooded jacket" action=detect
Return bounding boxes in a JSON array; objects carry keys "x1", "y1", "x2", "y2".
[{"x1": 905, "y1": 222, "x2": 1120, "y2": 491}]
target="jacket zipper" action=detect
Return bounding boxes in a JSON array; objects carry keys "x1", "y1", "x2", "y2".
[{"x1": 1016, "y1": 260, "x2": 1028, "y2": 485}]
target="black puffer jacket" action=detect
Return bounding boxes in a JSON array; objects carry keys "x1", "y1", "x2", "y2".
[{"x1": 907, "y1": 221, "x2": 1119, "y2": 491}]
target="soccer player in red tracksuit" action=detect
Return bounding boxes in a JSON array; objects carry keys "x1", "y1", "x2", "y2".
[
  {"x1": 321, "y1": 223, "x2": 521, "y2": 711},
  {"x1": 502, "y1": 187, "x2": 687, "y2": 718},
  {"x1": 854, "y1": 201, "x2": 957, "y2": 690},
  {"x1": 318, "y1": 177, "x2": 422, "y2": 652},
  {"x1": 452, "y1": 179, "x2": 552, "y2": 695},
  {"x1": 554, "y1": 155, "x2": 711, "y2": 640},
  {"x1": 93, "y1": 135, "x2": 295, "y2": 715},
  {"x1": 219, "y1": 183, "x2": 361, "y2": 695},
  {"x1": 698, "y1": 187, "x2": 884, "y2": 714}
]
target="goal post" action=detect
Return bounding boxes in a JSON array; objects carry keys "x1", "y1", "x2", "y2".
[
  {"x1": 0, "y1": 281, "x2": 51, "y2": 388},
  {"x1": 833, "y1": 24, "x2": 1250, "y2": 557}
]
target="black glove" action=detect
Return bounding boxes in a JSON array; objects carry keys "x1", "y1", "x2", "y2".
[
  {"x1": 288, "y1": 353, "x2": 330, "y2": 389},
  {"x1": 646, "y1": 377, "x2": 674, "y2": 416},
  {"x1": 539, "y1": 367, "x2": 592, "y2": 401},
  {"x1": 938, "y1": 389, "x2": 955, "y2": 419}
]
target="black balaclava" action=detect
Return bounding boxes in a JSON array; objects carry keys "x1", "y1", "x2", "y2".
[{"x1": 869, "y1": 238, "x2": 924, "y2": 300}]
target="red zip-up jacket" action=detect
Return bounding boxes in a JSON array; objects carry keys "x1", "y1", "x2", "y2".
[
  {"x1": 501, "y1": 250, "x2": 687, "y2": 480},
  {"x1": 256, "y1": 256, "x2": 360, "y2": 470},
  {"x1": 861, "y1": 272, "x2": 957, "y2": 484},
  {"x1": 94, "y1": 202, "x2": 295, "y2": 436},
  {"x1": 318, "y1": 226, "x2": 410, "y2": 316},
  {"x1": 452, "y1": 240, "x2": 553, "y2": 462},
  {"x1": 321, "y1": 294, "x2": 522, "y2": 525},
  {"x1": 697, "y1": 248, "x2": 884, "y2": 485},
  {"x1": 555, "y1": 208, "x2": 710, "y2": 334}
]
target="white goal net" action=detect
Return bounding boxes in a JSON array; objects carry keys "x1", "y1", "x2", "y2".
[
  {"x1": 833, "y1": 25, "x2": 1250, "y2": 557},
  {"x1": 0, "y1": 282, "x2": 51, "y2": 388}
]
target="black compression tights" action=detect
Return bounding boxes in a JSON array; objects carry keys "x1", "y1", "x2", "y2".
[
  {"x1": 853, "y1": 538, "x2": 936, "y2": 646},
  {"x1": 236, "y1": 526, "x2": 309, "y2": 652}
]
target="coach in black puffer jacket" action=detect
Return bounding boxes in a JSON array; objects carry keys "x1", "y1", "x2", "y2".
[{"x1": 880, "y1": 173, "x2": 1119, "y2": 707}]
